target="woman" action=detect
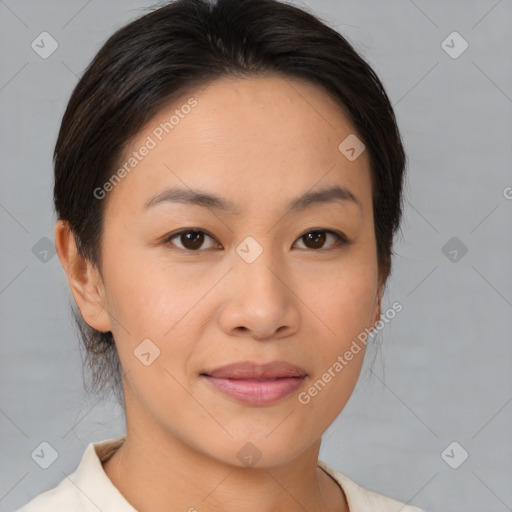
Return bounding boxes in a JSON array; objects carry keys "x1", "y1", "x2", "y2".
[{"x1": 17, "y1": 0, "x2": 424, "y2": 510}]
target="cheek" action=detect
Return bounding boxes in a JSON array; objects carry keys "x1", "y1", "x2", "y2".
[
  {"x1": 297, "y1": 251, "x2": 378, "y2": 402},
  {"x1": 101, "y1": 238, "x2": 198, "y2": 335},
  {"x1": 98, "y1": 247, "x2": 199, "y2": 391},
  {"x1": 304, "y1": 258, "x2": 378, "y2": 348},
  {"x1": 295, "y1": 274, "x2": 374, "y2": 430}
]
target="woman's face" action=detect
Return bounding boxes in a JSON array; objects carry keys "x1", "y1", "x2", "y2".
[{"x1": 86, "y1": 75, "x2": 383, "y2": 466}]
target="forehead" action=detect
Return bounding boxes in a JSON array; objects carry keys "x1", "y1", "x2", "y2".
[{"x1": 104, "y1": 74, "x2": 372, "y2": 218}]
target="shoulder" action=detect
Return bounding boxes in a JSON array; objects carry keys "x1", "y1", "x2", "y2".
[
  {"x1": 15, "y1": 436, "x2": 130, "y2": 512},
  {"x1": 318, "y1": 460, "x2": 426, "y2": 512},
  {"x1": 15, "y1": 476, "x2": 84, "y2": 512}
]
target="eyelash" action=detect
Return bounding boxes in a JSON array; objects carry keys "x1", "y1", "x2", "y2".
[{"x1": 163, "y1": 228, "x2": 350, "y2": 253}]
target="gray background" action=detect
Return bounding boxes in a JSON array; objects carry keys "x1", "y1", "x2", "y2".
[{"x1": 1, "y1": 1, "x2": 511, "y2": 511}]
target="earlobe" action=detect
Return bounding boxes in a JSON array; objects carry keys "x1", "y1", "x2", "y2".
[
  {"x1": 369, "y1": 281, "x2": 384, "y2": 332},
  {"x1": 54, "y1": 220, "x2": 112, "y2": 333}
]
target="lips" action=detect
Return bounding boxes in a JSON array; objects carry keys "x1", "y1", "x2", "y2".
[
  {"x1": 201, "y1": 361, "x2": 308, "y2": 406},
  {"x1": 201, "y1": 360, "x2": 308, "y2": 379}
]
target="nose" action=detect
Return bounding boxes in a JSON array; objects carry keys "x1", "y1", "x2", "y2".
[{"x1": 217, "y1": 247, "x2": 301, "y2": 341}]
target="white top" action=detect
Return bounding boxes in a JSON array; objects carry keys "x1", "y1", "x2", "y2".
[{"x1": 16, "y1": 435, "x2": 425, "y2": 512}]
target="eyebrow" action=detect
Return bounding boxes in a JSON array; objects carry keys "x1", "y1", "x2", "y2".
[{"x1": 144, "y1": 184, "x2": 362, "y2": 214}]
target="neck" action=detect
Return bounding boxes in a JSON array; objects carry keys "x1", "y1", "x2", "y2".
[{"x1": 102, "y1": 419, "x2": 348, "y2": 512}]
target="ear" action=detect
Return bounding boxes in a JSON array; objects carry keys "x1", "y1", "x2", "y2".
[
  {"x1": 54, "y1": 220, "x2": 112, "y2": 333},
  {"x1": 368, "y1": 276, "x2": 384, "y2": 332}
]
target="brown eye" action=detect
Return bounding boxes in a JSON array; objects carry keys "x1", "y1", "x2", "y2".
[
  {"x1": 294, "y1": 230, "x2": 347, "y2": 250},
  {"x1": 164, "y1": 228, "x2": 348, "y2": 253},
  {"x1": 166, "y1": 230, "x2": 218, "y2": 251}
]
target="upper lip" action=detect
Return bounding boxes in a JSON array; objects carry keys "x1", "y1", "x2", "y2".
[{"x1": 202, "y1": 361, "x2": 308, "y2": 379}]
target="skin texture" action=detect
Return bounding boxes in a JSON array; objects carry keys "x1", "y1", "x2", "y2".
[{"x1": 55, "y1": 75, "x2": 384, "y2": 512}]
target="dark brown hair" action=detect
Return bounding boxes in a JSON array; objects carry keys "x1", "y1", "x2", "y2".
[{"x1": 54, "y1": 0, "x2": 407, "y2": 404}]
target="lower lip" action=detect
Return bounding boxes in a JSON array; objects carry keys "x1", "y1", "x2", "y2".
[{"x1": 202, "y1": 376, "x2": 306, "y2": 405}]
